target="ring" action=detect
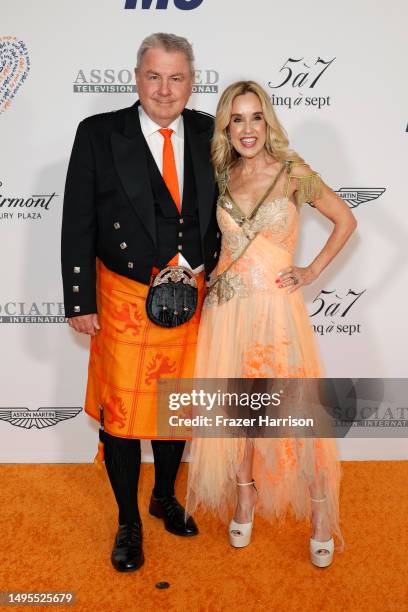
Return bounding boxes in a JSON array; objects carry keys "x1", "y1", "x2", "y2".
[{"x1": 292, "y1": 275, "x2": 299, "y2": 285}]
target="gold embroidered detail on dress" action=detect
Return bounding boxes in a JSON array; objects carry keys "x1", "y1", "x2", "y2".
[
  {"x1": 207, "y1": 197, "x2": 294, "y2": 306},
  {"x1": 218, "y1": 194, "x2": 246, "y2": 227},
  {"x1": 207, "y1": 161, "x2": 316, "y2": 306},
  {"x1": 248, "y1": 197, "x2": 291, "y2": 236},
  {"x1": 206, "y1": 270, "x2": 249, "y2": 305},
  {"x1": 226, "y1": 232, "x2": 250, "y2": 261},
  {"x1": 220, "y1": 196, "x2": 292, "y2": 257},
  {"x1": 216, "y1": 169, "x2": 229, "y2": 198},
  {"x1": 284, "y1": 161, "x2": 323, "y2": 207}
]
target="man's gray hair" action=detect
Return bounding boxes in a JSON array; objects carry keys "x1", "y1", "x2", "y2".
[{"x1": 136, "y1": 32, "x2": 195, "y2": 74}]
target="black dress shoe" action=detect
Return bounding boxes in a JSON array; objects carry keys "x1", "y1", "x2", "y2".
[
  {"x1": 149, "y1": 494, "x2": 198, "y2": 537},
  {"x1": 111, "y1": 522, "x2": 144, "y2": 572}
]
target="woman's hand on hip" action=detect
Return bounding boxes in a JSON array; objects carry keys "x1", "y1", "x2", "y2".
[{"x1": 276, "y1": 265, "x2": 318, "y2": 294}]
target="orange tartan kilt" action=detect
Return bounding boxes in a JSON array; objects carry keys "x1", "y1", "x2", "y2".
[{"x1": 84, "y1": 259, "x2": 206, "y2": 439}]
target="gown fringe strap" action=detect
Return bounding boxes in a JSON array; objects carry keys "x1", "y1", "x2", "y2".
[{"x1": 284, "y1": 161, "x2": 324, "y2": 207}]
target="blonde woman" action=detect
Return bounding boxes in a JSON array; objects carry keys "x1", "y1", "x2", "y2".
[{"x1": 186, "y1": 81, "x2": 357, "y2": 567}]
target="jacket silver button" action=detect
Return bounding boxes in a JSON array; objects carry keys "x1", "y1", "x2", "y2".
[
  {"x1": 128, "y1": 262, "x2": 134, "y2": 269},
  {"x1": 213, "y1": 251, "x2": 218, "y2": 258},
  {"x1": 217, "y1": 232, "x2": 220, "y2": 239},
  {"x1": 178, "y1": 232, "x2": 183, "y2": 238},
  {"x1": 74, "y1": 306, "x2": 80, "y2": 313},
  {"x1": 178, "y1": 245, "x2": 182, "y2": 251},
  {"x1": 114, "y1": 222, "x2": 120, "y2": 230},
  {"x1": 179, "y1": 218, "x2": 184, "y2": 224},
  {"x1": 73, "y1": 285, "x2": 79, "y2": 292},
  {"x1": 73, "y1": 266, "x2": 80, "y2": 273},
  {"x1": 120, "y1": 242, "x2": 127, "y2": 250}
]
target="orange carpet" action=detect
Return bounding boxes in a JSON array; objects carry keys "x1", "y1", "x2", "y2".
[{"x1": 0, "y1": 461, "x2": 407, "y2": 612}]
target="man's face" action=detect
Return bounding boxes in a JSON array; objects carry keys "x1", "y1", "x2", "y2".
[{"x1": 135, "y1": 48, "x2": 193, "y2": 126}]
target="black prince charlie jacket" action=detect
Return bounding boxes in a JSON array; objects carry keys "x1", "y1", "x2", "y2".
[{"x1": 61, "y1": 101, "x2": 220, "y2": 318}]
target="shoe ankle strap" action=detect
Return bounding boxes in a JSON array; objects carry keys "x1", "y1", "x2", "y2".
[{"x1": 236, "y1": 479, "x2": 256, "y2": 487}]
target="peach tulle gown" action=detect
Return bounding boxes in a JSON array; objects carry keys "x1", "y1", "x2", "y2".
[{"x1": 186, "y1": 161, "x2": 344, "y2": 552}]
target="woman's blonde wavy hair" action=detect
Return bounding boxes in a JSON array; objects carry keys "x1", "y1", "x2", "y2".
[{"x1": 212, "y1": 80, "x2": 302, "y2": 180}]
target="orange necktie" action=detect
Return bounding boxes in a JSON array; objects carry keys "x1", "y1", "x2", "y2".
[
  {"x1": 159, "y1": 128, "x2": 181, "y2": 213},
  {"x1": 159, "y1": 128, "x2": 180, "y2": 267}
]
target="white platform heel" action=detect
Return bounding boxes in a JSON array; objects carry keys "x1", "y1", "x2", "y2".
[
  {"x1": 229, "y1": 480, "x2": 257, "y2": 548},
  {"x1": 310, "y1": 497, "x2": 334, "y2": 568}
]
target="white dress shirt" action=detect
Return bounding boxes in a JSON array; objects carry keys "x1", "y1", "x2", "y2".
[{"x1": 138, "y1": 105, "x2": 203, "y2": 273}]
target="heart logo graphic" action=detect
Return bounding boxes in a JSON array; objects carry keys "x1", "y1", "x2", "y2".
[{"x1": 0, "y1": 37, "x2": 30, "y2": 114}]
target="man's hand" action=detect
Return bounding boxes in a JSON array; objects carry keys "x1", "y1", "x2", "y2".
[{"x1": 68, "y1": 313, "x2": 100, "y2": 335}]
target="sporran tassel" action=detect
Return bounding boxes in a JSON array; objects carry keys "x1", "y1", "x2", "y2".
[
  {"x1": 181, "y1": 288, "x2": 189, "y2": 323},
  {"x1": 182, "y1": 306, "x2": 189, "y2": 323},
  {"x1": 158, "y1": 305, "x2": 170, "y2": 324},
  {"x1": 172, "y1": 310, "x2": 182, "y2": 326}
]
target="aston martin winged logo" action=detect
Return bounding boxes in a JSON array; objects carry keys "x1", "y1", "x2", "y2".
[
  {"x1": 0, "y1": 407, "x2": 82, "y2": 429},
  {"x1": 334, "y1": 188, "x2": 386, "y2": 208}
]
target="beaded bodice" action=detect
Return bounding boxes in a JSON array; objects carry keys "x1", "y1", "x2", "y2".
[{"x1": 206, "y1": 160, "x2": 321, "y2": 305}]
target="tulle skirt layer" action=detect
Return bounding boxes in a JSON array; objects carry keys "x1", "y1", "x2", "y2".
[{"x1": 186, "y1": 275, "x2": 344, "y2": 551}]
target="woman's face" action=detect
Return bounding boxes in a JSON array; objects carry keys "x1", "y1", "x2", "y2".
[{"x1": 228, "y1": 92, "x2": 267, "y2": 159}]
